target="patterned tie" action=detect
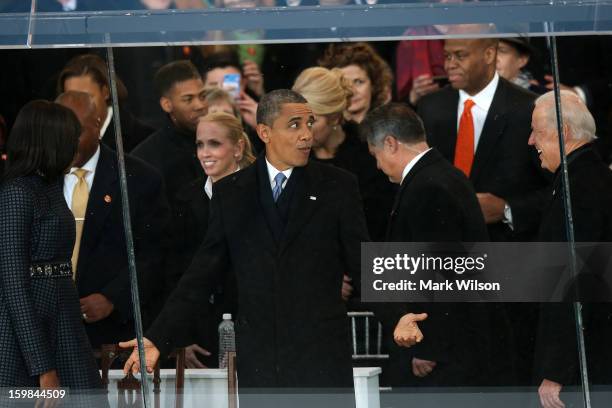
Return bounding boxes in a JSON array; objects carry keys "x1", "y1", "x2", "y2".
[
  {"x1": 272, "y1": 172, "x2": 287, "y2": 202},
  {"x1": 71, "y1": 168, "x2": 89, "y2": 278},
  {"x1": 454, "y1": 99, "x2": 476, "y2": 177}
]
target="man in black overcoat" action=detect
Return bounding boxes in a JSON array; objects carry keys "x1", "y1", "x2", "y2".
[
  {"x1": 530, "y1": 91, "x2": 612, "y2": 408},
  {"x1": 361, "y1": 104, "x2": 513, "y2": 387},
  {"x1": 58, "y1": 91, "x2": 169, "y2": 348},
  {"x1": 121, "y1": 90, "x2": 421, "y2": 406}
]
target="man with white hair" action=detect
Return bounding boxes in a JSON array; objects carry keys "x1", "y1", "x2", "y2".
[
  {"x1": 529, "y1": 90, "x2": 599, "y2": 174},
  {"x1": 530, "y1": 90, "x2": 612, "y2": 408}
]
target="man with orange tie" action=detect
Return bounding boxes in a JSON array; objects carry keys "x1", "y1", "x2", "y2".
[
  {"x1": 417, "y1": 38, "x2": 548, "y2": 243},
  {"x1": 416, "y1": 38, "x2": 550, "y2": 387},
  {"x1": 57, "y1": 91, "x2": 169, "y2": 350}
]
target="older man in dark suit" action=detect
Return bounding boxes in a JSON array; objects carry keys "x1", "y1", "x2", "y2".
[
  {"x1": 530, "y1": 91, "x2": 612, "y2": 408},
  {"x1": 361, "y1": 103, "x2": 512, "y2": 387},
  {"x1": 57, "y1": 91, "x2": 169, "y2": 349}
]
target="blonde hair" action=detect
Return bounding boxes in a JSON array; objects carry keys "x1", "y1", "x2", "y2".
[
  {"x1": 292, "y1": 67, "x2": 353, "y2": 117},
  {"x1": 199, "y1": 112, "x2": 256, "y2": 168}
]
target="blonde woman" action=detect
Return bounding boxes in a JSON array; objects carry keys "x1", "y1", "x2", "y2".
[
  {"x1": 166, "y1": 112, "x2": 255, "y2": 368},
  {"x1": 293, "y1": 66, "x2": 394, "y2": 242}
]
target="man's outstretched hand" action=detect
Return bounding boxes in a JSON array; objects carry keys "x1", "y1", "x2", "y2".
[
  {"x1": 394, "y1": 313, "x2": 428, "y2": 347},
  {"x1": 119, "y1": 337, "x2": 160, "y2": 375}
]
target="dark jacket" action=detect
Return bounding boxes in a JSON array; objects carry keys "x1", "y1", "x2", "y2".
[
  {"x1": 418, "y1": 78, "x2": 550, "y2": 241},
  {"x1": 75, "y1": 144, "x2": 170, "y2": 346},
  {"x1": 418, "y1": 78, "x2": 551, "y2": 386},
  {"x1": 312, "y1": 121, "x2": 395, "y2": 241},
  {"x1": 165, "y1": 177, "x2": 237, "y2": 366},
  {"x1": 535, "y1": 144, "x2": 612, "y2": 386},
  {"x1": 380, "y1": 149, "x2": 513, "y2": 387},
  {"x1": 101, "y1": 106, "x2": 154, "y2": 153},
  {"x1": 131, "y1": 119, "x2": 204, "y2": 201},
  {"x1": 147, "y1": 157, "x2": 368, "y2": 389}
]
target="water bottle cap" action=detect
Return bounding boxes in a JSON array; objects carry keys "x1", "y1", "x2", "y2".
[{"x1": 223, "y1": 313, "x2": 232, "y2": 320}]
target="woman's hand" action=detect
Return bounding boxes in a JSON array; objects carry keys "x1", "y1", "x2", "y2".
[{"x1": 36, "y1": 370, "x2": 61, "y2": 408}]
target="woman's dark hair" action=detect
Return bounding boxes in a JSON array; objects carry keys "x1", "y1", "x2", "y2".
[
  {"x1": 4, "y1": 100, "x2": 80, "y2": 182},
  {"x1": 319, "y1": 42, "x2": 393, "y2": 110}
]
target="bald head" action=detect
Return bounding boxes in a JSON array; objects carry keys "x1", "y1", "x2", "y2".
[
  {"x1": 444, "y1": 38, "x2": 499, "y2": 95},
  {"x1": 56, "y1": 91, "x2": 101, "y2": 167}
]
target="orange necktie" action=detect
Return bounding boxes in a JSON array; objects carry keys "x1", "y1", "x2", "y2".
[{"x1": 454, "y1": 99, "x2": 476, "y2": 177}]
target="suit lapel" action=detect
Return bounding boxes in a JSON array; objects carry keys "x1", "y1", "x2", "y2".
[
  {"x1": 280, "y1": 163, "x2": 320, "y2": 254},
  {"x1": 78, "y1": 145, "x2": 118, "y2": 269},
  {"x1": 386, "y1": 149, "x2": 439, "y2": 239},
  {"x1": 431, "y1": 89, "x2": 459, "y2": 162},
  {"x1": 470, "y1": 79, "x2": 507, "y2": 184}
]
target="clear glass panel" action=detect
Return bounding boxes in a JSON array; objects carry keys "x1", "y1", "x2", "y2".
[
  {"x1": 0, "y1": 0, "x2": 31, "y2": 47},
  {"x1": 0, "y1": 0, "x2": 605, "y2": 46},
  {"x1": 3, "y1": 32, "x2": 611, "y2": 408}
]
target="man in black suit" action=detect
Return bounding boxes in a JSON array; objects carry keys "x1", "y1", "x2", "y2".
[
  {"x1": 361, "y1": 103, "x2": 506, "y2": 387},
  {"x1": 132, "y1": 60, "x2": 207, "y2": 200},
  {"x1": 417, "y1": 38, "x2": 549, "y2": 242},
  {"x1": 530, "y1": 91, "x2": 612, "y2": 408},
  {"x1": 121, "y1": 90, "x2": 420, "y2": 405},
  {"x1": 57, "y1": 91, "x2": 169, "y2": 348},
  {"x1": 418, "y1": 38, "x2": 551, "y2": 385}
]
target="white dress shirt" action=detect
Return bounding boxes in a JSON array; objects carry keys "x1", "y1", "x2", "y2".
[
  {"x1": 400, "y1": 148, "x2": 432, "y2": 185},
  {"x1": 266, "y1": 158, "x2": 292, "y2": 191},
  {"x1": 204, "y1": 176, "x2": 214, "y2": 199},
  {"x1": 457, "y1": 73, "x2": 514, "y2": 228},
  {"x1": 63, "y1": 146, "x2": 100, "y2": 210},
  {"x1": 100, "y1": 106, "x2": 113, "y2": 140},
  {"x1": 457, "y1": 72, "x2": 500, "y2": 152}
]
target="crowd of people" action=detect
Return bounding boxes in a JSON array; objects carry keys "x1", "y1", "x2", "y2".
[{"x1": 1, "y1": 37, "x2": 611, "y2": 408}]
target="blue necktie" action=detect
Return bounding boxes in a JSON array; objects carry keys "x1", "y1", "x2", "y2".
[{"x1": 272, "y1": 172, "x2": 287, "y2": 202}]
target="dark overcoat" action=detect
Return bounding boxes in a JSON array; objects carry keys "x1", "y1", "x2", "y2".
[{"x1": 147, "y1": 157, "x2": 368, "y2": 389}]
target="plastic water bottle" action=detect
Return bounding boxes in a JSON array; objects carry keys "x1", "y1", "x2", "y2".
[{"x1": 218, "y1": 313, "x2": 236, "y2": 368}]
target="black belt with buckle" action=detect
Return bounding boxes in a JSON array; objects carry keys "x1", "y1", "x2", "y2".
[{"x1": 29, "y1": 262, "x2": 72, "y2": 278}]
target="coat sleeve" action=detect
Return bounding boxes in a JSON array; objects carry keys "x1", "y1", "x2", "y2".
[
  {"x1": 0, "y1": 182, "x2": 55, "y2": 376},
  {"x1": 337, "y1": 172, "x2": 369, "y2": 294},
  {"x1": 97, "y1": 166, "x2": 171, "y2": 324},
  {"x1": 145, "y1": 189, "x2": 229, "y2": 358}
]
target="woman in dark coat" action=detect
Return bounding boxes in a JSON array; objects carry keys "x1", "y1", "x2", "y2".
[
  {"x1": 0, "y1": 101, "x2": 104, "y2": 405},
  {"x1": 165, "y1": 112, "x2": 255, "y2": 368}
]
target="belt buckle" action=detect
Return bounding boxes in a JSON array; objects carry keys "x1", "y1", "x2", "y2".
[{"x1": 44, "y1": 264, "x2": 53, "y2": 277}]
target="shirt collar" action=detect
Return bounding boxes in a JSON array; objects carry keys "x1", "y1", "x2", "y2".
[
  {"x1": 400, "y1": 148, "x2": 432, "y2": 185},
  {"x1": 70, "y1": 145, "x2": 100, "y2": 175},
  {"x1": 459, "y1": 72, "x2": 499, "y2": 112},
  {"x1": 265, "y1": 157, "x2": 293, "y2": 187},
  {"x1": 204, "y1": 176, "x2": 213, "y2": 199},
  {"x1": 100, "y1": 106, "x2": 113, "y2": 139},
  {"x1": 204, "y1": 166, "x2": 241, "y2": 199}
]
